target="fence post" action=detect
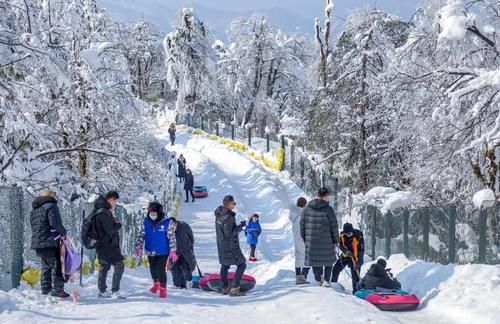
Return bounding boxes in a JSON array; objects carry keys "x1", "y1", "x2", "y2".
[
  {"x1": 403, "y1": 208, "x2": 409, "y2": 258},
  {"x1": 385, "y1": 211, "x2": 392, "y2": 257},
  {"x1": 447, "y1": 206, "x2": 456, "y2": 264},
  {"x1": 266, "y1": 134, "x2": 270, "y2": 152},
  {"x1": 201, "y1": 117, "x2": 204, "y2": 131},
  {"x1": 290, "y1": 144, "x2": 295, "y2": 175},
  {"x1": 216, "y1": 122, "x2": 219, "y2": 136},
  {"x1": 248, "y1": 127, "x2": 252, "y2": 147},
  {"x1": 187, "y1": 113, "x2": 191, "y2": 127},
  {"x1": 280, "y1": 135, "x2": 286, "y2": 168},
  {"x1": 423, "y1": 209, "x2": 430, "y2": 261},
  {"x1": 479, "y1": 207, "x2": 488, "y2": 263},
  {"x1": 231, "y1": 124, "x2": 235, "y2": 140},
  {"x1": 332, "y1": 177, "x2": 339, "y2": 217},
  {"x1": 370, "y1": 205, "x2": 377, "y2": 260}
]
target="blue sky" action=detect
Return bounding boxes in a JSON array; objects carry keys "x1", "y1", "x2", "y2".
[{"x1": 97, "y1": 0, "x2": 419, "y2": 35}]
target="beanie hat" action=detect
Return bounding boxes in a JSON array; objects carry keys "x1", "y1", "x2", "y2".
[
  {"x1": 377, "y1": 258, "x2": 387, "y2": 268},
  {"x1": 343, "y1": 222, "x2": 354, "y2": 233}
]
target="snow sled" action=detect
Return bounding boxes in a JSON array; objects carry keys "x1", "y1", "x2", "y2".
[
  {"x1": 356, "y1": 289, "x2": 419, "y2": 311},
  {"x1": 198, "y1": 275, "x2": 213, "y2": 292},
  {"x1": 192, "y1": 186, "x2": 208, "y2": 198},
  {"x1": 206, "y1": 273, "x2": 256, "y2": 292}
]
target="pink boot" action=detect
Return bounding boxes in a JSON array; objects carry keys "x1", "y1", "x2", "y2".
[
  {"x1": 149, "y1": 281, "x2": 160, "y2": 294},
  {"x1": 159, "y1": 287, "x2": 167, "y2": 298}
]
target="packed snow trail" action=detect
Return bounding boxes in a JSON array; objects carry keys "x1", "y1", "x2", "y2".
[{"x1": 0, "y1": 129, "x2": 450, "y2": 324}]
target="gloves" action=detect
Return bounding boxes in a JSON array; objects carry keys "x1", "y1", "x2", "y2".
[
  {"x1": 134, "y1": 246, "x2": 142, "y2": 257},
  {"x1": 169, "y1": 250, "x2": 179, "y2": 263},
  {"x1": 240, "y1": 220, "x2": 246, "y2": 227}
]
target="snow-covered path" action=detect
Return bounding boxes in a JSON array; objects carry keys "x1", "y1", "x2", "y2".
[{"x1": 1, "y1": 130, "x2": 448, "y2": 324}]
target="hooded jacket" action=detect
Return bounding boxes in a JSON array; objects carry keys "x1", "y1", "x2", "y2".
[
  {"x1": 300, "y1": 199, "x2": 339, "y2": 267},
  {"x1": 245, "y1": 219, "x2": 262, "y2": 246},
  {"x1": 215, "y1": 206, "x2": 246, "y2": 265},
  {"x1": 30, "y1": 196, "x2": 67, "y2": 250},
  {"x1": 357, "y1": 263, "x2": 402, "y2": 290},
  {"x1": 94, "y1": 196, "x2": 123, "y2": 263}
]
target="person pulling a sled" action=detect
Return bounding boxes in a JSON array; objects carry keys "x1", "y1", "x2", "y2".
[
  {"x1": 357, "y1": 258, "x2": 401, "y2": 291},
  {"x1": 168, "y1": 123, "x2": 176, "y2": 146},
  {"x1": 215, "y1": 195, "x2": 247, "y2": 297},
  {"x1": 331, "y1": 222, "x2": 364, "y2": 293},
  {"x1": 30, "y1": 191, "x2": 69, "y2": 298},
  {"x1": 135, "y1": 201, "x2": 171, "y2": 298},
  {"x1": 245, "y1": 213, "x2": 262, "y2": 262},
  {"x1": 177, "y1": 154, "x2": 187, "y2": 183},
  {"x1": 184, "y1": 169, "x2": 195, "y2": 203},
  {"x1": 168, "y1": 217, "x2": 196, "y2": 289}
]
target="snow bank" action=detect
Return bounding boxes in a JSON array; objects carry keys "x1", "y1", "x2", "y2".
[
  {"x1": 438, "y1": 0, "x2": 474, "y2": 41},
  {"x1": 388, "y1": 254, "x2": 500, "y2": 324},
  {"x1": 381, "y1": 191, "x2": 413, "y2": 214},
  {"x1": 472, "y1": 188, "x2": 496, "y2": 209},
  {"x1": 0, "y1": 290, "x2": 18, "y2": 313}
]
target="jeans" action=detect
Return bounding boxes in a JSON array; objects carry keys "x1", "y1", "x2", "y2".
[
  {"x1": 249, "y1": 244, "x2": 256, "y2": 258},
  {"x1": 185, "y1": 190, "x2": 194, "y2": 201},
  {"x1": 331, "y1": 257, "x2": 361, "y2": 292},
  {"x1": 295, "y1": 267, "x2": 310, "y2": 277},
  {"x1": 148, "y1": 255, "x2": 167, "y2": 287},
  {"x1": 98, "y1": 259, "x2": 125, "y2": 293},
  {"x1": 312, "y1": 266, "x2": 333, "y2": 282},
  {"x1": 220, "y1": 263, "x2": 247, "y2": 289},
  {"x1": 36, "y1": 247, "x2": 65, "y2": 294},
  {"x1": 171, "y1": 256, "x2": 193, "y2": 288}
]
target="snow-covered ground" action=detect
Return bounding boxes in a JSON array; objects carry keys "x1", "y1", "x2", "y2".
[{"x1": 1, "y1": 129, "x2": 499, "y2": 324}]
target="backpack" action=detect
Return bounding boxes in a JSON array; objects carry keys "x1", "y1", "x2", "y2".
[{"x1": 81, "y1": 208, "x2": 108, "y2": 249}]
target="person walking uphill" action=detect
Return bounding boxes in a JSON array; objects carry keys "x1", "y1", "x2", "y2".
[
  {"x1": 30, "y1": 191, "x2": 69, "y2": 298},
  {"x1": 290, "y1": 197, "x2": 310, "y2": 285},
  {"x1": 135, "y1": 201, "x2": 171, "y2": 298},
  {"x1": 331, "y1": 223, "x2": 364, "y2": 293},
  {"x1": 300, "y1": 187, "x2": 339, "y2": 287},
  {"x1": 184, "y1": 169, "x2": 195, "y2": 203},
  {"x1": 168, "y1": 123, "x2": 176, "y2": 146},
  {"x1": 215, "y1": 195, "x2": 247, "y2": 297},
  {"x1": 245, "y1": 214, "x2": 262, "y2": 262},
  {"x1": 168, "y1": 217, "x2": 196, "y2": 289},
  {"x1": 94, "y1": 191, "x2": 125, "y2": 299},
  {"x1": 177, "y1": 154, "x2": 187, "y2": 183}
]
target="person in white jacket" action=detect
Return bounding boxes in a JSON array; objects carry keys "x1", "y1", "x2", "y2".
[{"x1": 289, "y1": 197, "x2": 310, "y2": 285}]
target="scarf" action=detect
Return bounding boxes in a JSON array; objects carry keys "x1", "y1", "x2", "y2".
[{"x1": 167, "y1": 221, "x2": 178, "y2": 252}]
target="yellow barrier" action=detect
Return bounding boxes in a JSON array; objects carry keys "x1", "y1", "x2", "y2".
[
  {"x1": 124, "y1": 255, "x2": 139, "y2": 269},
  {"x1": 94, "y1": 258, "x2": 101, "y2": 271},
  {"x1": 21, "y1": 267, "x2": 41, "y2": 287},
  {"x1": 81, "y1": 261, "x2": 91, "y2": 276},
  {"x1": 142, "y1": 256, "x2": 149, "y2": 267}
]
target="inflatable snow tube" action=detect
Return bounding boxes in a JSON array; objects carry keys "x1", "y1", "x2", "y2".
[
  {"x1": 206, "y1": 273, "x2": 256, "y2": 292},
  {"x1": 355, "y1": 289, "x2": 409, "y2": 300},
  {"x1": 365, "y1": 292, "x2": 420, "y2": 311},
  {"x1": 193, "y1": 186, "x2": 207, "y2": 192},
  {"x1": 192, "y1": 190, "x2": 208, "y2": 198},
  {"x1": 198, "y1": 275, "x2": 212, "y2": 292},
  {"x1": 192, "y1": 275, "x2": 201, "y2": 289}
]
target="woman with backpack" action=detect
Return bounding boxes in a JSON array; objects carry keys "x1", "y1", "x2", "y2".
[{"x1": 135, "y1": 201, "x2": 174, "y2": 298}]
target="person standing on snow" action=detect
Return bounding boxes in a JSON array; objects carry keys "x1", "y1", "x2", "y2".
[
  {"x1": 168, "y1": 123, "x2": 176, "y2": 146},
  {"x1": 94, "y1": 191, "x2": 125, "y2": 299},
  {"x1": 290, "y1": 197, "x2": 310, "y2": 285},
  {"x1": 215, "y1": 195, "x2": 247, "y2": 297},
  {"x1": 177, "y1": 154, "x2": 187, "y2": 183},
  {"x1": 135, "y1": 201, "x2": 171, "y2": 298},
  {"x1": 184, "y1": 169, "x2": 195, "y2": 203},
  {"x1": 168, "y1": 217, "x2": 196, "y2": 289},
  {"x1": 30, "y1": 191, "x2": 69, "y2": 298},
  {"x1": 331, "y1": 223, "x2": 364, "y2": 293},
  {"x1": 300, "y1": 187, "x2": 339, "y2": 287},
  {"x1": 245, "y1": 214, "x2": 262, "y2": 262}
]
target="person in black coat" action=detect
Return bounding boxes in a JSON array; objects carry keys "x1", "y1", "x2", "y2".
[
  {"x1": 184, "y1": 169, "x2": 195, "y2": 203},
  {"x1": 177, "y1": 154, "x2": 187, "y2": 183},
  {"x1": 215, "y1": 195, "x2": 247, "y2": 297},
  {"x1": 94, "y1": 191, "x2": 125, "y2": 299},
  {"x1": 30, "y1": 191, "x2": 69, "y2": 298},
  {"x1": 331, "y1": 223, "x2": 364, "y2": 293},
  {"x1": 300, "y1": 187, "x2": 339, "y2": 287},
  {"x1": 357, "y1": 258, "x2": 401, "y2": 291},
  {"x1": 168, "y1": 218, "x2": 196, "y2": 289},
  {"x1": 168, "y1": 123, "x2": 176, "y2": 146}
]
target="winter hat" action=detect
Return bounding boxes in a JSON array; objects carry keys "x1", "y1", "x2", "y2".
[
  {"x1": 343, "y1": 223, "x2": 354, "y2": 234},
  {"x1": 377, "y1": 258, "x2": 387, "y2": 269},
  {"x1": 148, "y1": 201, "x2": 163, "y2": 213},
  {"x1": 296, "y1": 197, "x2": 307, "y2": 208}
]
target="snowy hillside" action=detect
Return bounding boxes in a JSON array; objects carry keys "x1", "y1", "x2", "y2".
[{"x1": 2, "y1": 129, "x2": 499, "y2": 324}]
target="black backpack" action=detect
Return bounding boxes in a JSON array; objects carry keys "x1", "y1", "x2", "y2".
[{"x1": 81, "y1": 208, "x2": 107, "y2": 249}]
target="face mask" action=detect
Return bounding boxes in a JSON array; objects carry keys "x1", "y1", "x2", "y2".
[
  {"x1": 345, "y1": 232, "x2": 353, "y2": 237},
  {"x1": 150, "y1": 215, "x2": 158, "y2": 221}
]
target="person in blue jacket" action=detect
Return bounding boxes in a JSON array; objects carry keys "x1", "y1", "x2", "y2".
[
  {"x1": 245, "y1": 214, "x2": 262, "y2": 262},
  {"x1": 135, "y1": 201, "x2": 171, "y2": 298}
]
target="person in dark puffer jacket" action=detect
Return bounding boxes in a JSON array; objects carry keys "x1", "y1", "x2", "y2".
[
  {"x1": 357, "y1": 258, "x2": 401, "y2": 291},
  {"x1": 300, "y1": 187, "x2": 339, "y2": 287},
  {"x1": 94, "y1": 191, "x2": 125, "y2": 299},
  {"x1": 168, "y1": 217, "x2": 196, "y2": 289},
  {"x1": 30, "y1": 191, "x2": 69, "y2": 298},
  {"x1": 135, "y1": 201, "x2": 170, "y2": 298}
]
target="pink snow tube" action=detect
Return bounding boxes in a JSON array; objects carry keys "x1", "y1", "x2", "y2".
[
  {"x1": 192, "y1": 191, "x2": 208, "y2": 198},
  {"x1": 206, "y1": 273, "x2": 256, "y2": 292},
  {"x1": 365, "y1": 292, "x2": 420, "y2": 311},
  {"x1": 198, "y1": 274, "x2": 212, "y2": 292}
]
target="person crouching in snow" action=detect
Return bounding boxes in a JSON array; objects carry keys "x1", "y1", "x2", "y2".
[
  {"x1": 167, "y1": 217, "x2": 196, "y2": 289},
  {"x1": 245, "y1": 214, "x2": 262, "y2": 262},
  {"x1": 135, "y1": 201, "x2": 171, "y2": 298},
  {"x1": 357, "y1": 258, "x2": 401, "y2": 291}
]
